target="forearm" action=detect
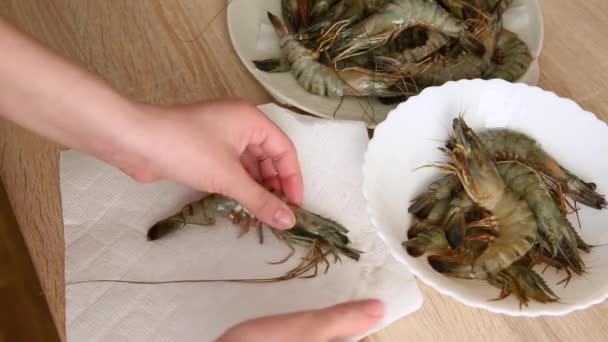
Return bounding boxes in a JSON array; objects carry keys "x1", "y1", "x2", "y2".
[{"x1": 0, "y1": 17, "x2": 146, "y2": 165}]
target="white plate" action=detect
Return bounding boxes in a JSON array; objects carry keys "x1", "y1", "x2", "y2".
[
  {"x1": 227, "y1": 0, "x2": 544, "y2": 127},
  {"x1": 362, "y1": 78, "x2": 608, "y2": 316}
]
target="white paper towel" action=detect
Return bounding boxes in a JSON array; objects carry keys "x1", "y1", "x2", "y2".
[{"x1": 63, "y1": 103, "x2": 422, "y2": 342}]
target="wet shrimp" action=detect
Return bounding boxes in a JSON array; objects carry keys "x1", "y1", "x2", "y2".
[
  {"x1": 374, "y1": 30, "x2": 450, "y2": 69},
  {"x1": 332, "y1": 0, "x2": 473, "y2": 61},
  {"x1": 254, "y1": 12, "x2": 404, "y2": 97},
  {"x1": 487, "y1": 29, "x2": 533, "y2": 82},
  {"x1": 432, "y1": 117, "x2": 537, "y2": 279},
  {"x1": 148, "y1": 193, "x2": 362, "y2": 262},
  {"x1": 448, "y1": 128, "x2": 607, "y2": 209},
  {"x1": 496, "y1": 161, "x2": 591, "y2": 275}
]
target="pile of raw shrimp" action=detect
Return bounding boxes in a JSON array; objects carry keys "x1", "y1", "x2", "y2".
[
  {"x1": 404, "y1": 117, "x2": 605, "y2": 308},
  {"x1": 253, "y1": 0, "x2": 532, "y2": 103}
]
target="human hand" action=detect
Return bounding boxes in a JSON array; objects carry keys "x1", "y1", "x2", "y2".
[
  {"x1": 216, "y1": 299, "x2": 384, "y2": 342},
  {"x1": 114, "y1": 98, "x2": 303, "y2": 229}
]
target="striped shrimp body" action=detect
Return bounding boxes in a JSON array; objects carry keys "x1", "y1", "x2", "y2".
[
  {"x1": 405, "y1": 51, "x2": 487, "y2": 88},
  {"x1": 488, "y1": 29, "x2": 532, "y2": 82},
  {"x1": 332, "y1": 0, "x2": 471, "y2": 61},
  {"x1": 467, "y1": 128, "x2": 607, "y2": 209},
  {"x1": 396, "y1": 4, "x2": 502, "y2": 87},
  {"x1": 496, "y1": 161, "x2": 591, "y2": 274},
  {"x1": 345, "y1": 0, "x2": 466, "y2": 41},
  {"x1": 256, "y1": 12, "x2": 403, "y2": 97},
  {"x1": 373, "y1": 30, "x2": 450, "y2": 70},
  {"x1": 434, "y1": 118, "x2": 537, "y2": 279}
]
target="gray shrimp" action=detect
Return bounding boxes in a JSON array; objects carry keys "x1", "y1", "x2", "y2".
[
  {"x1": 374, "y1": 30, "x2": 450, "y2": 70},
  {"x1": 433, "y1": 118, "x2": 537, "y2": 279},
  {"x1": 254, "y1": 12, "x2": 403, "y2": 97},
  {"x1": 487, "y1": 29, "x2": 532, "y2": 82},
  {"x1": 450, "y1": 128, "x2": 607, "y2": 209},
  {"x1": 332, "y1": 0, "x2": 474, "y2": 61},
  {"x1": 496, "y1": 161, "x2": 591, "y2": 275}
]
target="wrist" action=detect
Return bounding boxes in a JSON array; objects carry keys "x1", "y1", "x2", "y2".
[{"x1": 87, "y1": 99, "x2": 161, "y2": 180}]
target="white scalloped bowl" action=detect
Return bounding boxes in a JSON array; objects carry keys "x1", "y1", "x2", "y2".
[
  {"x1": 362, "y1": 78, "x2": 608, "y2": 316},
  {"x1": 227, "y1": 0, "x2": 544, "y2": 127}
]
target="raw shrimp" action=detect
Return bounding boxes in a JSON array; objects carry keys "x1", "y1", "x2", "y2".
[
  {"x1": 403, "y1": 227, "x2": 449, "y2": 256},
  {"x1": 255, "y1": 12, "x2": 404, "y2": 97},
  {"x1": 374, "y1": 30, "x2": 450, "y2": 68},
  {"x1": 488, "y1": 263, "x2": 559, "y2": 308},
  {"x1": 433, "y1": 117, "x2": 537, "y2": 279},
  {"x1": 332, "y1": 0, "x2": 470, "y2": 61},
  {"x1": 396, "y1": 4, "x2": 502, "y2": 88},
  {"x1": 450, "y1": 128, "x2": 607, "y2": 209},
  {"x1": 487, "y1": 29, "x2": 532, "y2": 81},
  {"x1": 496, "y1": 161, "x2": 590, "y2": 275},
  {"x1": 148, "y1": 193, "x2": 362, "y2": 262},
  {"x1": 408, "y1": 175, "x2": 458, "y2": 218}
]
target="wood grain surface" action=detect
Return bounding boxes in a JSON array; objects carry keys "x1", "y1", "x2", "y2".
[
  {"x1": 0, "y1": 1, "x2": 607, "y2": 341},
  {"x1": 0, "y1": 182, "x2": 61, "y2": 342}
]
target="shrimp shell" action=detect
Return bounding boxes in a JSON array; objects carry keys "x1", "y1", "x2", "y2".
[
  {"x1": 374, "y1": 30, "x2": 449, "y2": 70},
  {"x1": 439, "y1": 118, "x2": 537, "y2": 279},
  {"x1": 266, "y1": 11, "x2": 403, "y2": 97},
  {"x1": 488, "y1": 29, "x2": 532, "y2": 82},
  {"x1": 496, "y1": 161, "x2": 590, "y2": 274},
  {"x1": 469, "y1": 128, "x2": 607, "y2": 209},
  {"x1": 345, "y1": 0, "x2": 466, "y2": 40},
  {"x1": 333, "y1": 0, "x2": 468, "y2": 60},
  {"x1": 147, "y1": 193, "x2": 362, "y2": 261}
]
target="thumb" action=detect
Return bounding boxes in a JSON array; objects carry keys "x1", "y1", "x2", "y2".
[
  {"x1": 314, "y1": 299, "x2": 385, "y2": 340},
  {"x1": 222, "y1": 167, "x2": 296, "y2": 230}
]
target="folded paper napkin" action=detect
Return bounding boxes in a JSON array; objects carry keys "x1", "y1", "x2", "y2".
[{"x1": 63, "y1": 103, "x2": 422, "y2": 341}]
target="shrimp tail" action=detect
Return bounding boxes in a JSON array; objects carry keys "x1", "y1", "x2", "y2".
[
  {"x1": 489, "y1": 264, "x2": 559, "y2": 306},
  {"x1": 253, "y1": 57, "x2": 291, "y2": 72},
  {"x1": 408, "y1": 191, "x2": 438, "y2": 218},
  {"x1": 403, "y1": 228, "x2": 448, "y2": 257},
  {"x1": 402, "y1": 238, "x2": 427, "y2": 257},
  {"x1": 444, "y1": 208, "x2": 466, "y2": 249},
  {"x1": 427, "y1": 254, "x2": 475, "y2": 279},
  {"x1": 268, "y1": 11, "x2": 290, "y2": 35},
  {"x1": 525, "y1": 267, "x2": 559, "y2": 301}
]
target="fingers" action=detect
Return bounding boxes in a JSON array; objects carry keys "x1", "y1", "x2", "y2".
[
  {"x1": 247, "y1": 119, "x2": 304, "y2": 206},
  {"x1": 240, "y1": 151, "x2": 261, "y2": 181},
  {"x1": 222, "y1": 164, "x2": 296, "y2": 229},
  {"x1": 314, "y1": 299, "x2": 385, "y2": 340},
  {"x1": 217, "y1": 299, "x2": 384, "y2": 342},
  {"x1": 247, "y1": 145, "x2": 281, "y2": 192}
]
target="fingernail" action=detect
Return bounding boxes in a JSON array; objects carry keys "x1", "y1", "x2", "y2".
[{"x1": 274, "y1": 208, "x2": 295, "y2": 229}]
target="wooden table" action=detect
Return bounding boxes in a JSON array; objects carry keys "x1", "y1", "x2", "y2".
[{"x1": 1, "y1": 1, "x2": 607, "y2": 341}]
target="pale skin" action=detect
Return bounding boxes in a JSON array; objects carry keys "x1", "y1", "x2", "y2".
[{"x1": 0, "y1": 17, "x2": 384, "y2": 341}]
